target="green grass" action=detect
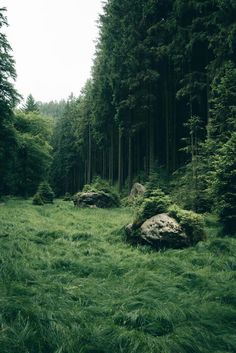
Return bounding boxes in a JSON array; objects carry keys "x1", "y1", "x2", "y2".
[{"x1": 0, "y1": 199, "x2": 235, "y2": 353}]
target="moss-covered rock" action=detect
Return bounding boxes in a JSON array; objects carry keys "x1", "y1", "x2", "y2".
[
  {"x1": 73, "y1": 191, "x2": 119, "y2": 208},
  {"x1": 81, "y1": 177, "x2": 120, "y2": 207},
  {"x1": 168, "y1": 204, "x2": 206, "y2": 245},
  {"x1": 125, "y1": 191, "x2": 206, "y2": 249}
]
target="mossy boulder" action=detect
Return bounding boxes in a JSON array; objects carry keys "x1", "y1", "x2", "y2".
[
  {"x1": 79, "y1": 177, "x2": 120, "y2": 207},
  {"x1": 126, "y1": 213, "x2": 189, "y2": 249},
  {"x1": 125, "y1": 191, "x2": 206, "y2": 249},
  {"x1": 73, "y1": 191, "x2": 119, "y2": 208}
]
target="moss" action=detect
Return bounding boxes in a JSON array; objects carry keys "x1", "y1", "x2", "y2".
[
  {"x1": 134, "y1": 188, "x2": 171, "y2": 226},
  {"x1": 168, "y1": 204, "x2": 206, "y2": 244}
]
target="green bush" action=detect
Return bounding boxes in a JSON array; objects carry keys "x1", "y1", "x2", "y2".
[
  {"x1": 63, "y1": 192, "x2": 72, "y2": 201},
  {"x1": 145, "y1": 168, "x2": 170, "y2": 195},
  {"x1": 121, "y1": 194, "x2": 144, "y2": 208},
  {"x1": 37, "y1": 181, "x2": 54, "y2": 204},
  {"x1": 210, "y1": 133, "x2": 236, "y2": 235},
  {"x1": 32, "y1": 193, "x2": 44, "y2": 205},
  {"x1": 134, "y1": 188, "x2": 171, "y2": 226},
  {"x1": 170, "y1": 165, "x2": 211, "y2": 213},
  {"x1": 168, "y1": 204, "x2": 206, "y2": 244}
]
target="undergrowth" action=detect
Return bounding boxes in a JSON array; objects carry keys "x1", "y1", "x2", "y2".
[{"x1": 0, "y1": 199, "x2": 235, "y2": 353}]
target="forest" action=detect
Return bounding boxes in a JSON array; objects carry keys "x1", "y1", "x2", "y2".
[
  {"x1": 1, "y1": 0, "x2": 236, "y2": 232},
  {"x1": 0, "y1": 1, "x2": 236, "y2": 352}
]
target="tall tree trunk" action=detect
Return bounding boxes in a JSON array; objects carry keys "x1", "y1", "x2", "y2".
[
  {"x1": 164, "y1": 80, "x2": 170, "y2": 173},
  {"x1": 84, "y1": 160, "x2": 87, "y2": 186},
  {"x1": 109, "y1": 129, "x2": 114, "y2": 184},
  {"x1": 128, "y1": 131, "x2": 132, "y2": 192},
  {"x1": 87, "y1": 123, "x2": 92, "y2": 184},
  {"x1": 118, "y1": 126, "x2": 123, "y2": 192},
  {"x1": 145, "y1": 123, "x2": 149, "y2": 175},
  {"x1": 102, "y1": 148, "x2": 106, "y2": 179},
  {"x1": 149, "y1": 113, "x2": 154, "y2": 174},
  {"x1": 171, "y1": 72, "x2": 177, "y2": 171}
]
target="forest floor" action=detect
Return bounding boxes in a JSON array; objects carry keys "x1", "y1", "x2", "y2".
[{"x1": 0, "y1": 199, "x2": 236, "y2": 353}]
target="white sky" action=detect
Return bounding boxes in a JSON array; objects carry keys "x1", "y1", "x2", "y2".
[{"x1": 3, "y1": 0, "x2": 103, "y2": 102}]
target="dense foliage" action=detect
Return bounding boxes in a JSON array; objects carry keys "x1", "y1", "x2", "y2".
[
  {"x1": 0, "y1": 7, "x2": 20, "y2": 195},
  {"x1": 49, "y1": 0, "x2": 236, "y2": 233},
  {"x1": 210, "y1": 133, "x2": 236, "y2": 235},
  {"x1": 0, "y1": 9, "x2": 53, "y2": 197},
  {"x1": 38, "y1": 99, "x2": 66, "y2": 119}
]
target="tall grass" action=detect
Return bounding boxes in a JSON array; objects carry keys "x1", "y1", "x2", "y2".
[{"x1": 0, "y1": 199, "x2": 235, "y2": 352}]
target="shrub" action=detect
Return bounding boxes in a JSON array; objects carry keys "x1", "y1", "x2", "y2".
[
  {"x1": 134, "y1": 188, "x2": 171, "y2": 226},
  {"x1": 168, "y1": 204, "x2": 206, "y2": 244},
  {"x1": 63, "y1": 192, "x2": 72, "y2": 201},
  {"x1": 121, "y1": 194, "x2": 144, "y2": 208},
  {"x1": 145, "y1": 168, "x2": 170, "y2": 195},
  {"x1": 170, "y1": 164, "x2": 211, "y2": 213},
  {"x1": 37, "y1": 181, "x2": 54, "y2": 204},
  {"x1": 32, "y1": 193, "x2": 44, "y2": 205},
  {"x1": 210, "y1": 133, "x2": 236, "y2": 235}
]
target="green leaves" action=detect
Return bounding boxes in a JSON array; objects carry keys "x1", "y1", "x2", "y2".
[
  {"x1": 22, "y1": 94, "x2": 39, "y2": 113},
  {"x1": 210, "y1": 133, "x2": 236, "y2": 235},
  {"x1": 0, "y1": 8, "x2": 19, "y2": 109}
]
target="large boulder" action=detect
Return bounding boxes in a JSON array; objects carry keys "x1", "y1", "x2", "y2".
[
  {"x1": 125, "y1": 213, "x2": 189, "y2": 249},
  {"x1": 73, "y1": 191, "x2": 119, "y2": 208},
  {"x1": 130, "y1": 183, "x2": 146, "y2": 198}
]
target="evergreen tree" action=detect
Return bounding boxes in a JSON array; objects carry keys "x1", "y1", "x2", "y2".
[
  {"x1": 22, "y1": 94, "x2": 39, "y2": 113},
  {"x1": 208, "y1": 61, "x2": 236, "y2": 145},
  {"x1": 38, "y1": 99, "x2": 66, "y2": 119},
  {"x1": 0, "y1": 7, "x2": 20, "y2": 195},
  {"x1": 210, "y1": 133, "x2": 236, "y2": 235}
]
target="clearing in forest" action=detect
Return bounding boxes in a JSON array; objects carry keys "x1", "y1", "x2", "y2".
[{"x1": 0, "y1": 199, "x2": 235, "y2": 353}]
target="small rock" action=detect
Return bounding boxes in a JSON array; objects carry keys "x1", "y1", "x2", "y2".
[{"x1": 130, "y1": 183, "x2": 146, "y2": 198}]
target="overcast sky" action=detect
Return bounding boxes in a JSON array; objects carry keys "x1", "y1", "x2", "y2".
[{"x1": 3, "y1": 0, "x2": 103, "y2": 103}]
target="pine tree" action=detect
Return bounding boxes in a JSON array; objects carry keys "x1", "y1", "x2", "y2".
[
  {"x1": 22, "y1": 94, "x2": 39, "y2": 113},
  {"x1": 210, "y1": 133, "x2": 236, "y2": 235},
  {"x1": 0, "y1": 7, "x2": 20, "y2": 195}
]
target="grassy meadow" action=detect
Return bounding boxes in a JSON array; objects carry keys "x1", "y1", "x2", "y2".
[{"x1": 0, "y1": 199, "x2": 236, "y2": 353}]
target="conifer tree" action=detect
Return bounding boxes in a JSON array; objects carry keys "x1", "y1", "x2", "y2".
[
  {"x1": 22, "y1": 94, "x2": 39, "y2": 113},
  {"x1": 0, "y1": 7, "x2": 20, "y2": 195}
]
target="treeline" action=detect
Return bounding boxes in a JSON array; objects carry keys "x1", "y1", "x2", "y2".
[
  {"x1": 38, "y1": 99, "x2": 67, "y2": 119},
  {"x1": 52, "y1": 1, "x2": 236, "y2": 192}
]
